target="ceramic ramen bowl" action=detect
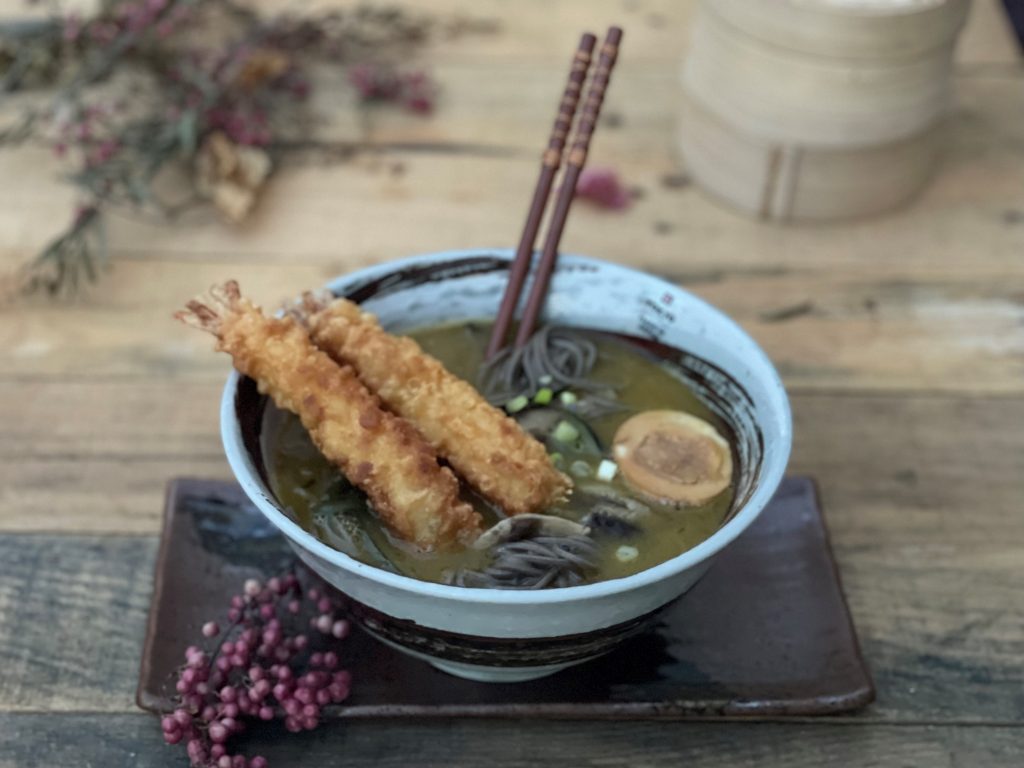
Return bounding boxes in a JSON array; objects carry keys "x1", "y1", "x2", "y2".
[{"x1": 221, "y1": 249, "x2": 792, "y2": 682}]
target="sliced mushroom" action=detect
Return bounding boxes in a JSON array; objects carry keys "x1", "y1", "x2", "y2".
[
  {"x1": 472, "y1": 513, "x2": 589, "y2": 551},
  {"x1": 582, "y1": 509, "x2": 642, "y2": 539},
  {"x1": 576, "y1": 483, "x2": 651, "y2": 520},
  {"x1": 573, "y1": 482, "x2": 649, "y2": 538},
  {"x1": 612, "y1": 410, "x2": 732, "y2": 506}
]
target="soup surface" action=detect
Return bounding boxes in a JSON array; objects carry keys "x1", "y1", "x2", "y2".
[{"x1": 264, "y1": 322, "x2": 735, "y2": 586}]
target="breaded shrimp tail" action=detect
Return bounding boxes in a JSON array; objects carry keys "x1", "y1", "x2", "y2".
[
  {"x1": 301, "y1": 295, "x2": 572, "y2": 516},
  {"x1": 175, "y1": 281, "x2": 481, "y2": 549}
]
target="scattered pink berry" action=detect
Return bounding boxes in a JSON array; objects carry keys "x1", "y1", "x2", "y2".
[
  {"x1": 575, "y1": 167, "x2": 631, "y2": 210},
  {"x1": 202, "y1": 621, "x2": 220, "y2": 638}
]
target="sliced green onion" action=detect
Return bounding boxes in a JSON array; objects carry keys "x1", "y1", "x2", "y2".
[
  {"x1": 506, "y1": 395, "x2": 529, "y2": 413},
  {"x1": 533, "y1": 387, "x2": 553, "y2": 405},
  {"x1": 559, "y1": 391, "x2": 578, "y2": 405},
  {"x1": 616, "y1": 545, "x2": 639, "y2": 563},
  {"x1": 552, "y1": 420, "x2": 579, "y2": 444},
  {"x1": 596, "y1": 459, "x2": 618, "y2": 482},
  {"x1": 538, "y1": 374, "x2": 553, "y2": 386}
]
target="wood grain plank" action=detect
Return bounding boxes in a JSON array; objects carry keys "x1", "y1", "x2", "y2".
[
  {"x1": 3, "y1": 70, "x2": 1024, "y2": 271},
  {"x1": 0, "y1": 458, "x2": 228, "y2": 534},
  {"x1": 0, "y1": 535, "x2": 156, "y2": 712},
  {"x1": 0, "y1": 394, "x2": 1020, "y2": 721},
  {"x1": 1, "y1": 715, "x2": 1023, "y2": 768},
  {"x1": 1, "y1": 390, "x2": 1022, "y2": 527},
  {"x1": 5, "y1": 0, "x2": 1011, "y2": 66},
  {"x1": 0, "y1": 502, "x2": 1018, "y2": 723},
  {"x1": 2, "y1": 259, "x2": 1022, "y2": 392},
  {"x1": 4, "y1": 388, "x2": 1021, "y2": 525}
]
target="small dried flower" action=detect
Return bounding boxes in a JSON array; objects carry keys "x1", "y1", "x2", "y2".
[
  {"x1": 195, "y1": 133, "x2": 272, "y2": 223},
  {"x1": 230, "y1": 48, "x2": 291, "y2": 91}
]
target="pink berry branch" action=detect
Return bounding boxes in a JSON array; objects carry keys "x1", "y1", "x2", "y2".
[
  {"x1": 0, "y1": 0, "x2": 491, "y2": 298},
  {"x1": 162, "y1": 570, "x2": 353, "y2": 768}
]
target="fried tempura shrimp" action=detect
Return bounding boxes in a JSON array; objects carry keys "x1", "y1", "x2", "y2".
[
  {"x1": 176, "y1": 281, "x2": 481, "y2": 549},
  {"x1": 299, "y1": 294, "x2": 571, "y2": 516}
]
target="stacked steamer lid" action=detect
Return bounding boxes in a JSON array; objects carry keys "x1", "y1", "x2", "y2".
[{"x1": 678, "y1": 0, "x2": 970, "y2": 222}]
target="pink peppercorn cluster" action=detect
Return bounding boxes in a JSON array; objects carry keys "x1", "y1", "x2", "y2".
[{"x1": 161, "y1": 574, "x2": 353, "y2": 768}]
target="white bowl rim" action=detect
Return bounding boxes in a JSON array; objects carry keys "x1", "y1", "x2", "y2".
[{"x1": 221, "y1": 248, "x2": 793, "y2": 606}]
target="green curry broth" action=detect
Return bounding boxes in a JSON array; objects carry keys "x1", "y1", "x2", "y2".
[{"x1": 264, "y1": 322, "x2": 734, "y2": 586}]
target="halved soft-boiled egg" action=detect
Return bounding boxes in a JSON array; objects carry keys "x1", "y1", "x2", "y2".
[{"x1": 612, "y1": 410, "x2": 732, "y2": 506}]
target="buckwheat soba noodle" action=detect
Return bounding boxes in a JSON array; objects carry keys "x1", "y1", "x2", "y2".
[{"x1": 264, "y1": 320, "x2": 737, "y2": 589}]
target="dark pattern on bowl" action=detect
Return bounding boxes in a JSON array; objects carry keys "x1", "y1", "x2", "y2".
[{"x1": 345, "y1": 598, "x2": 660, "y2": 667}]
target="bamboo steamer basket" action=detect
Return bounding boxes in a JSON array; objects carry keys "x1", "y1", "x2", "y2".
[
  {"x1": 711, "y1": 0, "x2": 970, "y2": 62},
  {"x1": 678, "y1": 0, "x2": 968, "y2": 221},
  {"x1": 679, "y1": 89, "x2": 940, "y2": 222}
]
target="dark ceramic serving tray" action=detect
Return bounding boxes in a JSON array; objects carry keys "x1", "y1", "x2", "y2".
[{"x1": 138, "y1": 476, "x2": 874, "y2": 718}]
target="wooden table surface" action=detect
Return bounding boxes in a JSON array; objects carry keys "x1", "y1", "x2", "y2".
[{"x1": 1, "y1": 1, "x2": 1022, "y2": 765}]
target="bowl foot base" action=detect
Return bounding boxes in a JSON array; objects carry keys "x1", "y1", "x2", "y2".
[
  {"x1": 364, "y1": 627, "x2": 594, "y2": 683},
  {"x1": 428, "y1": 658, "x2": 582, "y2": 683}
]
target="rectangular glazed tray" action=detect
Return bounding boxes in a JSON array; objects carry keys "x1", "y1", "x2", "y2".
[{"x1": 138, "y1": 476, "x2": 874, "y2": 718}]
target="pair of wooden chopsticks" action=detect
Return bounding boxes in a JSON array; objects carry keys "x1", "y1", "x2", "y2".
[{"x1": 486, "y1": 26, "x2": 623, "y2": 360}]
